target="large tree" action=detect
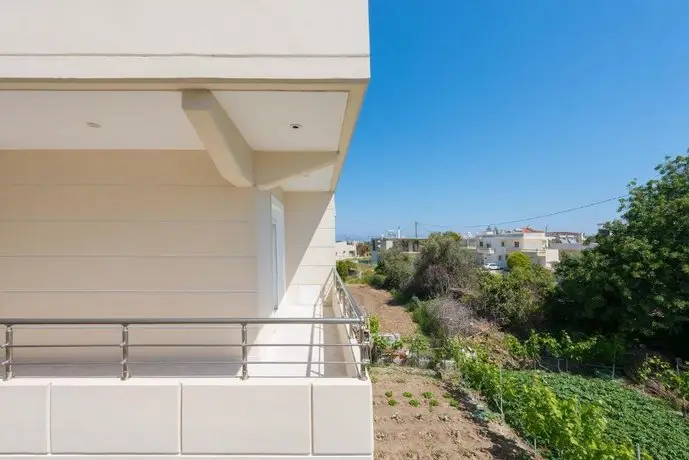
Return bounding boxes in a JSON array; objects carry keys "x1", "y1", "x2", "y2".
[{"x1": 553, "y1": 154, "x2": 689, "y2": 351}]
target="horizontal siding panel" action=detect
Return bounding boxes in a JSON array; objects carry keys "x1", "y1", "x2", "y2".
[
  {"x1": 0, "y1": 221, "x2": 254, "y2": 256},
  {"x1": 309, "y1": 227, "x2": 335, "y2": 247},
  {"x1": 0, "y1": 257, "x2": 257, "y2": 291},
  {"x1": 319, "y1": 208, "x2": 335, "y2": 229},
  {"x1": 292, "y1": 265, "x2": 332, "y2": 286},
  {"x1": 0, "y1": 150, "x2": 227, "y2": 185},
  {"x1": 300, "y1": 247, "x2": 335, "y2": 266},
  {"x1": 0, "y1": 185, "x2": 253, "y2": 221},
  {"x1": 0, "y1": 292, "x2": 256, "y2": 318}
]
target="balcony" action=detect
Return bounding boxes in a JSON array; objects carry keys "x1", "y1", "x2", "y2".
[
  {"x1": 0, "y1": 271, "x2": 373, "y2": 458},
  {"x1": 477, "y1": 246, "x2": 495, "y2": 254}
]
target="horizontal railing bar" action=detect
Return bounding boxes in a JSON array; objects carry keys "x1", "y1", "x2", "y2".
[
  {"x1": 3, "y1": 343, "x2": 361, "y2": 349},
  {"x1": 5, "y1": 360, "x2": 366, "y2": 366},
  {"x1": 0, "y1": 317, "x2": 363, "y2": 326}
]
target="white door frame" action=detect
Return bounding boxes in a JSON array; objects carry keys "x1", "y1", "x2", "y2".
[{"x1": 270, "y1": 195, "x2": 285, "y2": 310}]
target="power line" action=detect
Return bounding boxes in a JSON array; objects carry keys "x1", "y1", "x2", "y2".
[{"x1": 458, "y1": 195, "x2": 625, "y2": 229}]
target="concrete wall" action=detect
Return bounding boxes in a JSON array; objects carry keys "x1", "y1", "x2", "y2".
[
  {"x1": 0, "y1": 0, "x2": 370, "y2": 80},
  {"x1": 0, "y1": 377, "x2": 373, "y2": 459},
  {"x1": 284, "y1": 192, "x2": 335, "y2": 309},
  {"x1": 0, "y1": 150, "x2": 262, "y2": 368}
]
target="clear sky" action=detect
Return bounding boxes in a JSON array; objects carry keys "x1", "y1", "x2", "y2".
[{"x1": 335, "y1": 0, "x2": 689, "y2": 240}]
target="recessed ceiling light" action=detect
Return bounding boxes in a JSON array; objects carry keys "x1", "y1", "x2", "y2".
[
  {"x1": 289, "y1": 123, "x2": 302, "y2": 130},
  {"x1": 86, "y1": 121, "x2": 101, "y2": 128}
]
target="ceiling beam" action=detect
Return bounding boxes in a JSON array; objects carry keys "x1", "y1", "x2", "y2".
[
  {"x1": 182, "y1": 89, "x2": 254, "y2": 187},
  {"x1": 254, "y1": 151, "x2": 338, "y2": 191}
]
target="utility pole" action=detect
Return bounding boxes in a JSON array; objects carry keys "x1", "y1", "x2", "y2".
[{"x1": 415, "y1": 221, "x2": 419, "y2": 238}]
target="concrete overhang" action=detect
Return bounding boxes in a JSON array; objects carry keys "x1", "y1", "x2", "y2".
[{"x1": 0, "y1": 0, "x2": 370, "y2": 191}]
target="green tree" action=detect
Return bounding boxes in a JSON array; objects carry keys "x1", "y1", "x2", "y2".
[
  {"x1": 441, "y1": 231, "x2": 462, "y2": 241},
  {"x1": 375, "y1": 248, "x2": 414, "y2": 291},
  {"x1": 336, "y1": 259, "x2": 356, "y2": 280},
  {"x1": 507, "y1": 252, "x2": 531, "y2": 271},
  {"x1": 474, "y1": 265, "x2": 555, "y2": 332},
  {"x1": 554, "y1": 154, "x2": 689, "y2": 352},
  {"x1": 406, "y1": 233, "x2": 478, "y2": 298}
]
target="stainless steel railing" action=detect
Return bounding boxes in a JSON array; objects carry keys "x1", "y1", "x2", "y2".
[{"x1": 1, "y1": 271, "x2": 370, "y2": 381}]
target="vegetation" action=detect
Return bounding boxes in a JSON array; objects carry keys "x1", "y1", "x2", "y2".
[
  {"x1": 406, "y1": 232, "x2": 477, "y2": 299},
  {"x1": 374, "y1": 248, "x2": 414, "y2": 291},
  {"x1": 506, "y1": 371, "x2": 689, "y2": 460},
  {"x1": 336, "y1": 259, "x2": 356, "y2": 280},
  {"x1": 388, "y1": 398, "x2": 398, "y2": 406},
  {"x1": 455, "y1": 351, "x2": 647, "y2": 459},
  {"x1": 552, "y1": 154, "x2": 689, "y2": 355},
  {"x1": 367, "y1": 154, "x2": 689, "y2": 459},
  {"x1": 472, "y1": 265, "x2": 555, "y2": 333},
  {"x1": 356, "y1": 241, "x2": 371, "y2": 257},
  {"x1": 507, "y1": 251, "x2": 531, "y2": 271},
  {"x1": 409, "y1": 399, "x2": 420, "y2": 407}
]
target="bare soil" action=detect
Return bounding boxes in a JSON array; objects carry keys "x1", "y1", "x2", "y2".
[
  {"x1": 371, "y1": 366, "x2": 533, "y2": 460},
  {"x1": 348, "y1": 284, "x2": 418, "y2": 335}
]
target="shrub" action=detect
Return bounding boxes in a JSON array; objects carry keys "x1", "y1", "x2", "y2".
[
  {"x1": 384, "y1": 390, "x2": 393, "y2": 398},
  {"x1": 406, "y1": 233, "x2": 478, "y2": 299},
  {"x1": 409, "y1": 399, "x2": 420, "y2": 407},
  {"x1": 506, "y1": 252, "x2": 531, "y2": 271},
  {"x1": 368, "y1": 273, "x2": 387, "y2": 288},
  {"x1": 368, "y1": 315, "x2": 380, "y2": 335},
  {"x1": 402, "y1": 392, "x2": 413, "y2": 398},
  {"x1": 424, "y1": 296, "x2": 478, "y2": 337},
  {"x1": 336, "y1": 259, "x2": 356, "y2": 279},
  {"x1": 376, "y1": 248, "x2": 414, "y2": 291},
  {"x1": 422, "y1": 391, "x2": 433, "y2": 399},
  {"x1": 471, "y1": 265, "x2": 555, "y2": 333},
  {"x1": 429, "y1": 399, "x2": 439, "y2": 407},
  {"x1": 388, "y1": 399, "x2": 398, "y2": 406},
  {"x1": 455, "y1": 352, "x2": 658, "y2": 459}
]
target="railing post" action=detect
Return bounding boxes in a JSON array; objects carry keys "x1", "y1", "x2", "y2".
[
  {"x1": 120, "y1": 324, "x2": 130, "y2": 380},
  {"x1": 358, "y1": 322, "x2": 369, "y2": 381},
  {"x1": 241, "y1": 323, "x2": 248, "y2": 380},
  {"x1": 4, "y1": 326, "x2": 13, "y2": 381}
]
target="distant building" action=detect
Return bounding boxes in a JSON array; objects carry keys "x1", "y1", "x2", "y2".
[
  {"x1": 476, "y1": 227, "x2": 560, "y2": 270},
  {"x1": 335, "y1": 241, "x2": 357, "y2": 260},
  {"x1": 371, "y1": 236, "x2": 425, "y2": 263},
  {"x1": 546, "y1": 231, "x2": 585, "y2": 244}
]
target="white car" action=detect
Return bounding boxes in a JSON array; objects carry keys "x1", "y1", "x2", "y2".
[{"x1": 483, "y1": 262, "x2": 500, "y2": 270}]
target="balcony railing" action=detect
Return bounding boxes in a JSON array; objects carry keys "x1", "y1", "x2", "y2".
[
  {"x1": 477, "y1": 246, "x2": 495, "y2": 254},
  {"x1": 1, "y1": 270, "x2": 370, "y2": 382}
]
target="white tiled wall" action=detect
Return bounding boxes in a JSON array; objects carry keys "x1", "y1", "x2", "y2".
[{"x1": 0, "y1": 378, "x2": 373, "y2": 459}]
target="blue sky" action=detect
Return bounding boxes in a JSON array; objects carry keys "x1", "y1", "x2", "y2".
[{"x1": 335, "y1": 0, "x2": 689, "y2": 239}]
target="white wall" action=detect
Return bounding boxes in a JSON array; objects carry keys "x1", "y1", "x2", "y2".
[
  {"x1": 0, "y1": 150, "x2": 260, "y2": 368},
  {"x1": 0, "y1": 0, "x2": 370, "y2": 80},
  {"x1": 0, "y1": 377, "x2": 373, "y2": 458},
  {"x1": 284, "y1": 192, "x2": 335, "y2": 308}
]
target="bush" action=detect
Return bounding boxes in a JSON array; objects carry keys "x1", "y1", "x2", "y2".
[
  {"x1": 506, "y1": 252, "x2": 531, "y2": 271},
  {"x1": 406, "y1": 233, "x2": 478, "y2": 298},
  {"x1": 471, "y1": 265, "x2": 555, "y2": 333},
  {"x1": 456, "y1": 353, "x2": 644, "y2": 459},
  {"x1": 375, "y1": 249, "x2": 414, "y2": 291},
  {"x1": 336, "y1": 259, "x2": 356, "y2": 279},
  {"x1": 424, "y1": 296, "x2": 478, "y2": 337},
  {"x1": 368, "y1": 273, "x2": 386, "y2": 288}
]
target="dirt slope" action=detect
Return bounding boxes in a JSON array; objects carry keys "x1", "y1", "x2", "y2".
[
  {"x1": 372, "y1": 367, "x2": 533, "y2": 460},
  {"x1": 348, "y1": 284, "x2": 418, "y2": 335}
]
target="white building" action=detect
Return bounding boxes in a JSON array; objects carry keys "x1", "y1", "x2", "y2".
[
  {"x1": 477, "y1": 228, "x2": 560, "y2": 270},
  {"x1": 371, "y1": 237, "x2": 425, "y2": 263},
  {"x1": 0, "y1": 1, "x2": 372, "y2": 459},
  {"x1": 335, "y1": 241, "x2": 358, "y2": 260}
]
